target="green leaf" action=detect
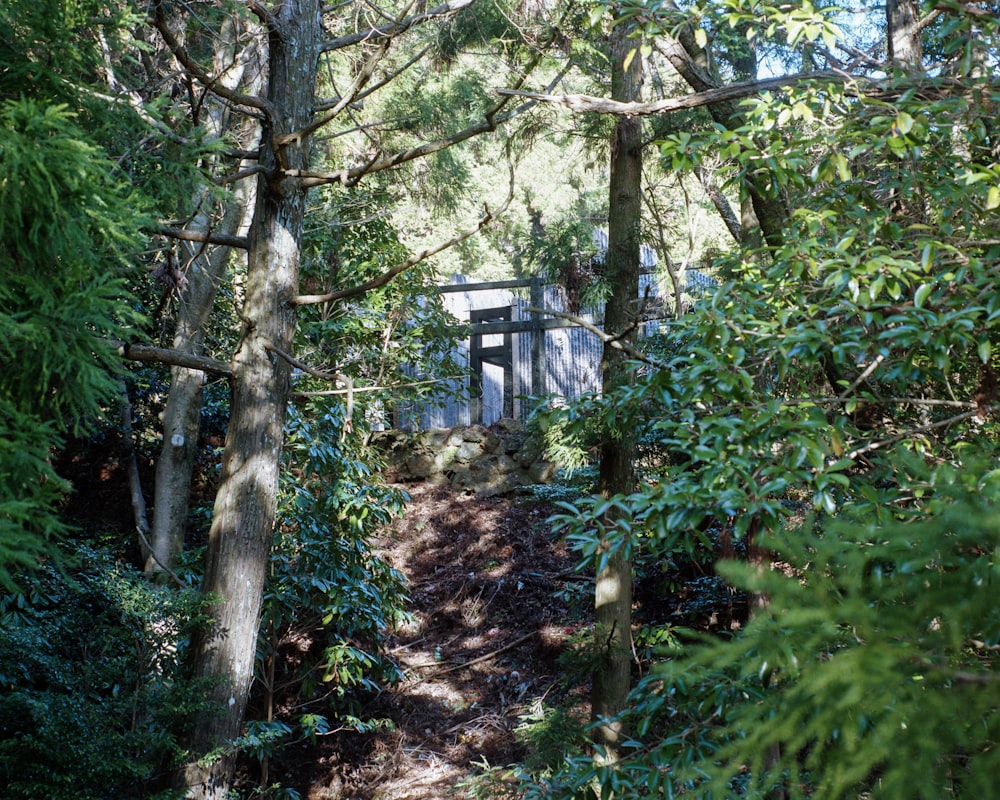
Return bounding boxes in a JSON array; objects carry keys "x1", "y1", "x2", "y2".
[
  {"x1": 833, "y1": 152, "x2": 850, "y2": 182},
  {"x1": 914, "y1": 283, "x2": 933, "y2": 309},
  {"x1": 987, "y1": 185, "x2": 1000, "y2": 210},
  {"x1": 978, "y1": 339, "x2": 991, "y2": 364}
]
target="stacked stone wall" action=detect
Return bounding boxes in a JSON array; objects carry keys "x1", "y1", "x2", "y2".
[{"x1": 371, "y1": 420, "x2": 557, "y2": 497}]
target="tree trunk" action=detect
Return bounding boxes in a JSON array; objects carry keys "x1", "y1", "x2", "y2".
[
  {"x1": 148, "y1": 25, "x2": 262, "y2": 577},
  {"x1": 148, "y1": 189, "x2": 253, "y2": 576},
  {"x1": 887, "y1": 0, "x2": 922, "y2": 70},
  {"x1": 174, "y1": 3, "x2": 319, "y2": 797},
  {"x1": 592, "y1": 17, "x2": 641, "y2": 761},
  {"x1": 655, "y1": 6, "x2": 786, "y2": 248}
]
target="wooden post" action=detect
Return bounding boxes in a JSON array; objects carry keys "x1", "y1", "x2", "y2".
[
  {"x1": 530, "y1": 277, "x2": 546, "y2": 399},
  {"x1": 470, "y1": 306, "x2": 513, "y2": 424}
]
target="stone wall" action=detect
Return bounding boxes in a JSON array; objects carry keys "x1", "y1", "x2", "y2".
[{"x1": 370, "y1": 420, "x2": 557, "y2": 496}]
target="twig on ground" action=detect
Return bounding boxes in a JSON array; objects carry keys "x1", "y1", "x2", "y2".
[{"x1": 413, "y1": 631, "x2": 538, "y2": 678}]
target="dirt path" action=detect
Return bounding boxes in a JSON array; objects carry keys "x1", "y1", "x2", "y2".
[{"x1": 279, "y1": 483, "x2": 591, "y2": 800}]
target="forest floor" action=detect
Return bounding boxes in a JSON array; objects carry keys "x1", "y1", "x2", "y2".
[{"x1": 270, "y1": 481, "x2": 592, "y2": 800}]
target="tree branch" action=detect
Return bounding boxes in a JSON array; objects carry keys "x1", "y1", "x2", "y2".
[
  {"x1": 292, "y1": 166, "x2": 515, "y2": 306},
  {"x1": 155, "y1": 225, "x2": 250, "y2": 250},
  {"x1": 524, "y1": 307, "x2": 668, "y2": 370},
  {"x1": 497, "y1": 70, "x2": 854, "y2": 117},
  {"x1": 418, "y1": 631, "x2": 538, "y2": 677},
  {"x1": 287, "y1": 101, "x2": 524, "y2": 188},
  {"x1": 846, "y1": 407, "x2": 998, "y2": 460},
  {"x1": 265, "y1": 344, "x2": 339, "y2": 382},
  {"x1": 293, "y1": 24, "x2": 566, "y2": 188},
  {"x1": 291, "y1": 376, "x2": 450, "y2": 398},
  {"x1": 117, "y1": 341, "x2": 233, "y2": 378},
  {"x1": 321, "y1": 0, "x2": 478, "y2": 52},
  {"x1": 279, "y1": 2, "x2": 412, "y2": 146},
  {"x1": 149, "y1": 1, "x2": 274, "y2": 119}
]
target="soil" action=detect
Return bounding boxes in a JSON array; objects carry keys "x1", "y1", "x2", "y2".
[{"x1": 268, "y1": 482, "x2": 592, "y2": 800}]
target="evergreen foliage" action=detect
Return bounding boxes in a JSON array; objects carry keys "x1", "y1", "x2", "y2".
[
  {"x1": 260, "y1": 400, "x2": 410, "y2": 722},
  {"x1": 0, "y1": 98, "x2": 145, "y2": 588}
]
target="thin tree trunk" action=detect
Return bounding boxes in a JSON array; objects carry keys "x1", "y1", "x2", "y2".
[
  {"x1": 654, "y1": 7, "x2": 786, "y2": 249},
  {"x1": 592, "y1": 16, "x2": 642, "y2": 762},
  {"x1": 175, "y1": 2, "x2": 319, "y2": 797},
  {"x1": 148, "y1": 190, "x2": 253, "y2": 576},
  {"x1": 147, "y1": 26, "x2": 262, "y2": 577}
]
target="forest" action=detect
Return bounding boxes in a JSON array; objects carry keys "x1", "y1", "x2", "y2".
[{"x1": 1, "y1": 0, "x2": 998, "y2": 798}]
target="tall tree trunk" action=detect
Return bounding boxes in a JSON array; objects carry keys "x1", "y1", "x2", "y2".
[
  {"x1": 148, "y1": 26, "x2": 262, "y2": 577},
  {"x1": 592, "y1": 15, "x2": 642, "y2": 761},
  {"x1": 175, "y1": 3, "x2": 320, "y2": 797},
  {"x1": 655, "y1": 6, "x2": 786, "y2": 248},
  {"x1": 887, "y1": 0, "x2": 923, "y2": 70}
]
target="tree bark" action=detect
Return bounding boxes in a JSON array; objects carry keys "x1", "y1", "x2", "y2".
[
  {"x1": 149, "y1": 184, "x2": 254, "y2": 576},
  {"x1": 592, "y1": 16, "x2": 641, "y2": 761},
  {"x1": 174, "y1": 3, "x2": 319, "y2": 797},
  {"x1": 887, "y1": 0, "x2": 923, "y2": 70},
  {"x1": 148, "y1": 21, "x2": 262, "y2": 577},
  {"x1": 654, "y1": 8, "x2": 787, "y2": 249}
]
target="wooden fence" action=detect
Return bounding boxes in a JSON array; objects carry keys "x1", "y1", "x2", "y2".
[{"x1": 392, "y1": 268, "x2": 706, "y2": 430}]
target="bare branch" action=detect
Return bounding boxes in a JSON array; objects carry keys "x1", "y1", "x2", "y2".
[
  {"x1": 214, "y1": 164, "x2": 270, "y2": 187},
  {"x1": 417, "y1": 631, "x2": 538, "y2": 677},
  {"x1": 846, "y1": 407, "x2": 998, "y2": 460},
  {"x1": 236, "y1": 0, "x2": 279, "y2": 29},
  {"x1": 150, "y1": 1, "x2": 274, "y2": 118},
  {"x1": 287, "y1": 98, "x2": 523, "y2": 188},
  {"x1": 497, "y1": 70, "x2": 854, "y2": 117},
  {"x1": 155, "y1": 225, "x2": 250, "y2": 250},
  {"x1": 117, "y1": 341, "x2": 233, "y2": 378},
  {"x1": 296, "y1": 13, "x2": 566, "y2": 188},
  {"x1": 265, "y1": 344, "x2": 339, "y2": 382},
  {"x1": 292, "y1": 377, "x2": 450, "y2": 397},
  {"x1": 838, "y1": 353, "x2": 886, "y2": 401},
  {"x1": 280, "y1": 2, "x2": 414, "y2": 145},
  {"x1": 321, "y1": 0, "x2": 477, "y2": 52},
  {"x1": 524, "y1": 307, "x2": 668, "y2": 370}
]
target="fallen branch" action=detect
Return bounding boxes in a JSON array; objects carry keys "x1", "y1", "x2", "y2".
[{"x1": 415, "y1": 630, "x2": 538, "y2": 678}]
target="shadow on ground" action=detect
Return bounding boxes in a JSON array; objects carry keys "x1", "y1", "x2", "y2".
[{"x1": 271, "y1": 483, "x2": 591, "y2": 800}]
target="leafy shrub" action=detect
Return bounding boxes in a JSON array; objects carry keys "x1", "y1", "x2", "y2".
[
  {"x1": 0, "y1": 546, "x2": 211, "y2": 799},
  {"x1": 252, "y1": 400, "x2": 409, "y2": 744},
  {"x1": 530, "y1": 454, "x2": 1000, "y2": 800}
]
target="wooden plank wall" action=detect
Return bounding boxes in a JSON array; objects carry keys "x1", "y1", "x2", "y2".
[{"x1": 393, "y1": 270, "x2": 674, "y2": 430}]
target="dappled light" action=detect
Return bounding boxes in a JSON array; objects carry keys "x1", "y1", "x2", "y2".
[{"x1": 263, "y1": 483, "x2": 588, "y2": 799}]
